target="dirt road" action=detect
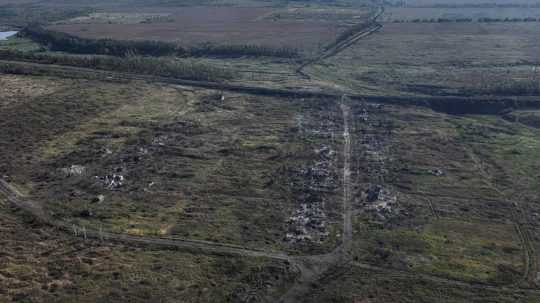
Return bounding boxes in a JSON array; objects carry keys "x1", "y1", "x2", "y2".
[
  {"x1": 341, "y1": 104, "x2": 353, "y2": 254},
  {"x1": 295, "y1": 7, "x2": 384, "y2": 78}
]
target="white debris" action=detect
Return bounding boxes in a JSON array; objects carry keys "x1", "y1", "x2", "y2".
[
  {"x1": 138, "y1": 147, "x2": 149, "y2": 155},
  {"x1": 152, "y1": 135, "x2": 168, "y2": 146},
  {"x1": 429, "y1": 169, "x2": 445, "y2": 176},
  {"x1": 286, "y1": 202, "x2": 328, "y2": 243},
  {"x1": 103, "y1": 148, "x2": 113, "y2": 156},
  {"x1": 364, "y1": 185, "x2": 397, "y2": 216},
  {"x1": 96, "y1": 174, "x2": 125, "y2": 189},
  {"x1": 61, "y1": 165, "x2": 86, "y2": 176},
  {"x1": 92, "y1": 194, "x2": 105, "y2": 203}
]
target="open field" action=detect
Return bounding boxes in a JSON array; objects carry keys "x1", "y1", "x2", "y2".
[
  {"x1": 388, "y1": 0, "x2": 540, "y2": 7},
  {"x1": 3, "y1": 0, "x2": 540, "y2": 302},
  {"x1": 0, "y1": 74, "x2": 344, "y2": 255},
  {"x1": 383, "y1": 7, "x2": 540, "y2": 22},
  {"x1": 0, "y1": 196, "x2": 295, "y2": 302},
  {"x1": 301, "y1": 266, "x2": 540, "y2": 303},
  {"x1": 346, "y1": 102, "x2": 540, "y2": 287},
  {"x1": 47, "y1": 7, "x2": 343, "y2": 50},
  {"x1": 306, "y1": 22, "x2": 540, "y2": 96}
]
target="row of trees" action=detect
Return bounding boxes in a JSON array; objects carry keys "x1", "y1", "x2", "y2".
[
  {"x1": 393, "y1": 17, "x2": 540, "y2": 23},
  {"x1": 389, "y1": 1, "x2": 540, "y2": 8},
  {"x1": 19, "y1": 25, "x2": 299, "y2": 58},
  {"x1": 0, "y1": 49, "x2": 235, "y2": 81}
]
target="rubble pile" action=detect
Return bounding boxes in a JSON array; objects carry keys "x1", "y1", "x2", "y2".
[
  {"x1": 286, "y1": 112, "x2": 340, "y2": 244},
  {"x1": 296, "y1": 113, "x2": 340, "y2": 139},
  {"x1": 151, "y1": 135, "x2": 169, "y2": 147},
  {"x1": 286, "y1": 202, "x2": 328, "y2": 242},
  {"x1": 364, "y1": 185, "x2": 397, "y2": 219},
  {"x1": 356, "y1": 103, "x2": 398, "y2": 218},
  {"x1": 95, "y1": 168, "x2": 125, "y2": 190},
  {"x1": 429, "y1": 168, "x2": 445, "y2": 176}
]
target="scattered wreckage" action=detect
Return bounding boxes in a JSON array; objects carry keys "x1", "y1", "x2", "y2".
[{"x1": 286, "y1": 113, "x2": 340, "y2": 244}]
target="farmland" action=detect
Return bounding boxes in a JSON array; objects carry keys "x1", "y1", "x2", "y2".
[
  {"x1": 306, "y1": 21, "x2": 540, "y2": 96},
  {"x1": 47, "y1": 7, "x2": 343, "y2": 49},
  {"x1": 2, "y1": 0, "x2": 540, "y2": 302}
]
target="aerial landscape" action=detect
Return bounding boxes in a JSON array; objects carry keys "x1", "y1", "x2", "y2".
[{"x1": 1, "y1": 0, "x2": 540, "y2": 302}]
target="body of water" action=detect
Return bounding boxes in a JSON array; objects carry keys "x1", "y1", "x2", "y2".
[{"x1": 0, "y1": 31, "x2": 18, "y2": 40}]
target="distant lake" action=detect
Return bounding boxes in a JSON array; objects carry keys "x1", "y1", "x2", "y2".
[{"x1": 0, "y1": 31, "x2": 17, "y2": 40}]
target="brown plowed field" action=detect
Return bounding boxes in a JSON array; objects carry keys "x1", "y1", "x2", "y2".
[{"x1": 48, "y1": 7, "x2": 343, "y2": 49}]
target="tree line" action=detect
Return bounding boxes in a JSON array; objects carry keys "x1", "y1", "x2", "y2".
[
  {"x1": 392, "y1": 17, "x2": 540, "y2": 23},
  {"x1": 0, "y1": 49, "x2": 235, "y2": 81},
  {"x1": 19, "y1": 25, "x2": 299, "y2": 58}
]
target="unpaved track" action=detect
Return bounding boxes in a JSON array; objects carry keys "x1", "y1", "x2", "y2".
[
  {"x1": 341, "y1": 104, "x2": 353, "y2": 254},
  {"x1": 467, "y1": 150, "x2": 538, "y2": 285},
  {"x1": 295, "y1": 6, "x2": 384, "y2": 79},
  {"x1": 0, "y1": 180, "x2": 289, "y2": 261},
  {"x1": 278, "y1": 102, "x2": 354, "y2": 303},
  {"x1": 351, "y1": 262, "x2": 540, "y2": 294}
]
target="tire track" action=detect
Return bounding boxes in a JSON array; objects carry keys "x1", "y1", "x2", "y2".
[
  {"x1": 0, "y1": 180, "x2": 289, "y2": 261},
  {"x1": 295, "y1": 6, "x2": 384, "y2": 78}
]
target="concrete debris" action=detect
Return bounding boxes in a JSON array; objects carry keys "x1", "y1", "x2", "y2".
[
  {"x1": 365, "y1": 185, "x2": 382, "y2": 203},
  {"x1": 429, "y1": 169, "x2": 445, "y2": 176},
  {"x1": 286, "y1": 146, "x2": 336, "y2": 243},
  {"x1": 138, "y1": 147, "x2": 150, "y2": 155},
  {"x1": 310, "y1": 119, "x2": 339, "y2": 138},
  {"x1": 96, "y1": 174, "x2": 125, "y2": 190},
  {"x1": 286, "y1": 112, "x2": 343, "y2": 244},
  {"x1": 61, "y1": 165, "x2": 86, "y2": 177},
  {"x1": 365, "y1": 186, "x2": 397, "y2": 213},
  {"x1": 357, "y1": 103, "x2": 399, "y2": 220},
  {"x1": 357, "y1": 103, "x2": 391, "y2": 182},
  {"x1": 91, "y1": 194, "x2": 105, "y2": 203},
  {"x1": 286, "y1": 202, "x2": 328, "y2": 243},
  {"x1": 314, "y1": 145, "x2": 336, "y2": 159},
  {"x1": 102, "y1": 148, "x2": 113, "y2": 156},
  {"x1": 152, "y1": 135, "x2": 169, "y2": 146}
]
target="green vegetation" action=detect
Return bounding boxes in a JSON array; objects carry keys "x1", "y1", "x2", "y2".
[
  {"x1": 0, "y1": 36, "x2": 41, "y2": 52},
  {"x1": 3, "y1": 0, "x2": 540, "y2": 302},
  {"x1": 0, "y1": 75, "x2": 342, "y2": 254},
  {"x1": 20, "y1": 25, "x2": 300, "y2": 58},
  {"x1": 0, "y1": 49, "x2": 235, "y2": 81},
  {"x1": 0, "y1": 200, "x2": 295, "y2": 303},
  {"x1": 354, "y1": 218, "x2": 523, "y2": 284},
  {"x1": 302, "y1": 266, "x2": 540, "y2": 303}
]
